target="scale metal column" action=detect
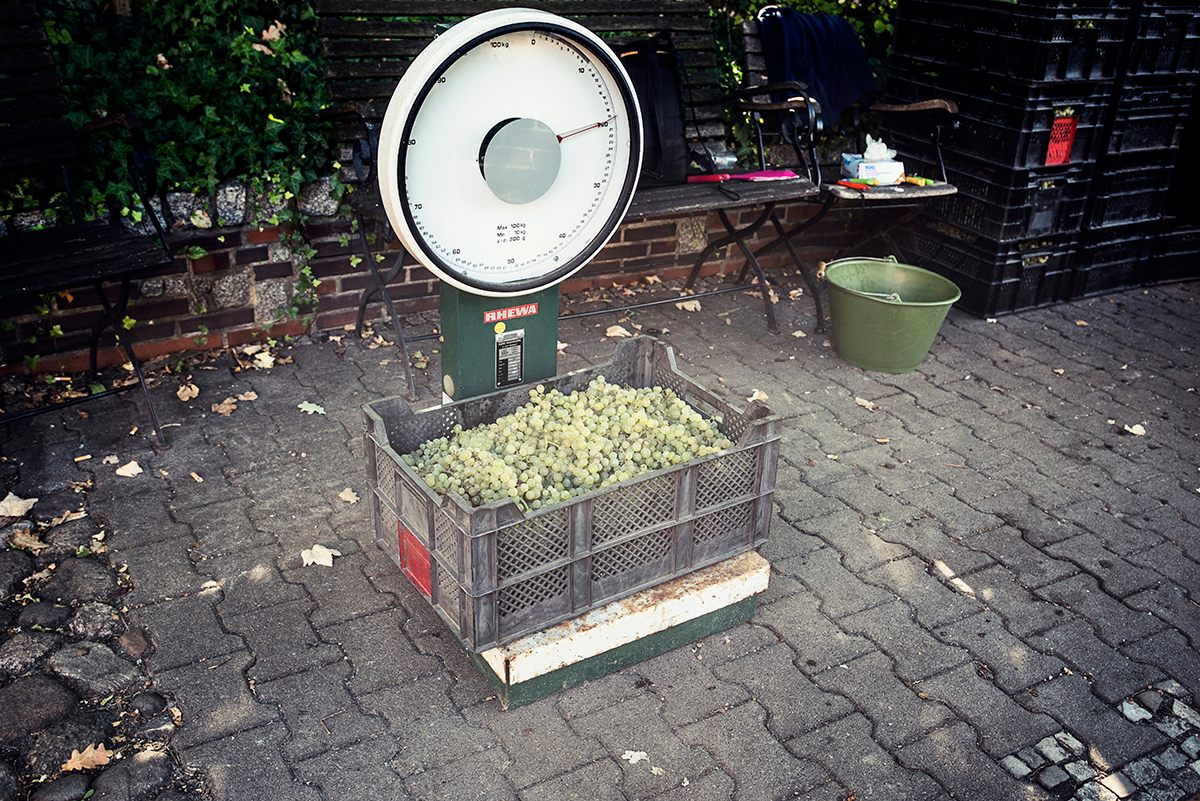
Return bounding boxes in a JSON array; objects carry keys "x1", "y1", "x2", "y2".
[{"x1": 375, "y1": 9, "x2": 770, "y2": 707}]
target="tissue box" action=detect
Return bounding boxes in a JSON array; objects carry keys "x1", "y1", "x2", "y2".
[{"x1": 841, "y1": 153, "x2": 905, "y2": 184}]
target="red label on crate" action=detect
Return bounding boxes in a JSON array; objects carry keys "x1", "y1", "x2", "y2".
[
  {"x1": 484, "y1": 303, "x2": 538, "y2": 324},
  {"x1": 398, "y1": 524, "x2": 431, "y2": 597},
  {"x1": 1045, "y1": 117, "x2": 1078, "y2": 166}
]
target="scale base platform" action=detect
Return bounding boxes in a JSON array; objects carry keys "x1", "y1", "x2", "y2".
[{"x1": 469, "y1": 551, "x2": 771, "y2": 709}]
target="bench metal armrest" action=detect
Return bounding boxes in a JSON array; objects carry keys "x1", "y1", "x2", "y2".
[{"x1": 870, "y1": 99, "x2": 959, "y2": 115}]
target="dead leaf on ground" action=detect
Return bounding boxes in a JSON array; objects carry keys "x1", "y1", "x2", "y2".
[
  {"x1": 190, "y1": 472, "x2": 204, "y2": 483},
  {"x1": 211, "y1": 397, "x2": 238, "y2": 416},
  {"x1": 412, "y1": 351, "x2": 430, "y2": 369},
  {"x1": 297, "y1": 401, "x2": 326, "y2": 415},
  {"x1": 644, "y1": 275, "x2": 662, "y2": 285},
  {"x1": 60, "y1": 742, "x2": 113, "y2": 773},
  {"x1": 791, "y1": 330, "x2": 807, "y2": 338},
  {"x1": 49, "y1": 509, "x2": 87, "y2": 527},
  {"x1": 301, "y1": 543, "x2": 342, "y2": 567},
  {"x1": 1074, "y1": 319, "x2": 1089, "y2": 327},
  {"x1": 826, "y1": 453, "x2": 840, "y2": 460},
  {"x1": 115, "y1": 461, "x2": 143, "y2": 478},
  {"x1": 337, "y1": 488, "x2": 360, "y2": 504},
  {"x1": 875, "y1": 437, "x2": 892, "y2": 444},
  {"x1": 236, "y1": 391, "x2": 258, "y2": 402},
  {"x1": 169, "y1": 707, "x2": 184, "y2": 726},
  {"x1": 9, "y1": 528, "x2": 48, "y2": 553},
  {"x1": 650, "y1": 766, "x2": 665, "y2": 776},
  {"x1": 675, "y1": 299, "x2": 701, "y2": 313},
  {"x1": 788, "y1": 288, "x2": 804, "y2": 300},
  {"x1": 556, "y1": 341, "x2": 569, "y2": 352},
  {"x1": 176, "y1": 383, "x2": 200, "y2": 402},
  {"x1": 746, "y1": 389, "x2": 769, "y2": 403},
  {"x1": 1052, "y1": 368, "x2": 1065, "y2": 376},
  {"x1": 854, "y1": 397, "x2": 879, "y2": 412},
  {"x1": 0, "y1": 492, "x2": 37, "y2": 518},
  {"x1": 1124, "y1": 423, "x2": 1147, "y2": 436},
  {"x1": 621, "y1": 751, "x2": 649, "y2": 765},
  {"x1": 605, "y1": 325, "x2": 633, "y2": 338},
  {"x1": 253, "y1": 351, "x2": 275, "y2": 369},
  {"x1": 102, "y1": 455, "x2": 119, "y2": 465}
]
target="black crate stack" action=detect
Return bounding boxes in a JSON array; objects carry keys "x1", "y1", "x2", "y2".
[{"x1": 883, "y1": 0, "x2": 1199, "y2": 316}]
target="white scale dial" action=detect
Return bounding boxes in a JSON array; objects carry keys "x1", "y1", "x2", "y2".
[{"x1": 379, "y1": 9, "x2": 643, "y2": 297}]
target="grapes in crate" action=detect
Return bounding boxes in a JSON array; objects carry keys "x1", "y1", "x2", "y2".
[{"x1": 402, "y1": 376, "x2": 733, "y2": 511}]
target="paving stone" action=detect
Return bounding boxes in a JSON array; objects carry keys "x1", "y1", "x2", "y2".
[
  {"x1": 633, "y1": 643, "x2": 750, "y2": 728},
  {"x1": 1153, "y1": 715, "x2": 1192, "y2": 739},
  {"x1": 810, "y1": 650, "x2": 955, "y2": 749},
  {"x1": 1038, "y1": 763, "x2": 1071, "y2": 790},
  {"x1": 1140, "y1": 778, "x2": 1187, "y2": 801},
  {"x1": 48, "y1": 641, "x2": 141, "y2": 697},
  {"x1": 839, "y1": 601, "x2": 970, "y2": 683},
  {"x1": 131, "y1": 595, "x2": 243, "y2": 672},
  {"x1": 254, "y1": 660, "x2": 388, "y2": 760},
  {"x1": 643, "y1": 768, "x2": 735, "y2": 801},
  {"x1": 40, "y1": 516, "x2": 100, "y2": 562},
  {"x1": 789, "y1": 713, "x2": 942, "y2": 801},
  {"x1": 1000, "y1": 754, "x2": 1032, "y2": 779},
  {"x1": 462, "y1": 697, "x2": 600, "y2": 789},
  {"x1": 184, "y1": 723, "x2": 320, "y2": 801},
  {"x1": 89, "y1": 748, "x2": 173, "y2": 801},
  {"x1": 17, "y1": 602, "x2": 71, "y2": 631},
  {"x1": 294, "y1": 737, "x2": 410, "y2": 800},
  {"x1": 919, "y1": 662, "x2": 1059, "y2": 758},
  {"x1": 68, "y1": 602, "x2": 123, "y2": 641},
  {"x1": 1121, "y1": 699, "x2": 1154, "y2": 723},
  {"x1": 200, "y1": 545, "x2": 307, "y2": 617},
  {"x1": 0, "y1": 675, "x2": 77, "y2": 744},
  {"x1": 1154, "y1": 747, "x2": 1190, "y2": 771},
  {"x1": 968, "y1": 524, "x2": 1077, "y2": 588},
  {"x1": 405, "y1": 748, "x2": 519, "y2": 801},
  {"x1": 1029, "y1": 620, "x2": 1166, "y2": 704},
  {"x1": 963, "y1": 564, "x2": 1067, "y2": 637},
  {"x1": 156, "y1": 652, "x2": 277, "y2": 749},
  {"x1": 1065, "y1": 759, "x2": 1098, "y2": 782},
  {"x1": 39, "y1": 558, "x2": 119, "y2": 605},
  {"x1": 366, "y1": 681, "x2": 496, "y2": 776},
  {"x1": 1017, "y1": 746, "x2": 1047, "y2": 770},
  {"x1": 572, "y1": 693, "x2": 713, "y2": 798},
  {"x1": 0, "y1": 630, "x2": 61, "y2": 677},
  {"x1": 280, "y1": 551, "x2": 395, "y2": 628},
  {"x1": 678, "y1": 702, "x2": 829, "y2": 800},
  {"x1": 23, "y1": 713, "x2": 113, "y2": 777},
  {"x1": 222, "y1": 599, "x2": 343, "y2": 683},
  {"x1": 712, "y1": 644, "x2": 853, "y2": 740},
  {"x1": 29, "y1": 772, "x2": 91, "y2": 801},
  {"x1": 0, "y1": 762, "x2": 18, "y2": 801},
  {"x1": 773, "y1": 547, "x2": 893, "y2": 619},
  {"x1": 1182, "y1": 735, "x2": 1200, "y2": 759},
  {"x1": 1022, "y1": 675, "x2": 1169, "y2": 771},
  {"x1": 106, "y1": 538, "x2": 205, "y2": 608},
  {"x1": 934, "y1": 612, "x2": 1063, "y2": 693},
  {"x1": 1056, "y1": 731, "x2": 1087, "y2": 756},
  {"x1": 1036, "y1": 735, "x2": 1073, "y2": 764},
  {"x1": 519, "y1": 759, "x2": 623, "y2": 801},
  {"x1": 322, "y1": 608, "x2": 443, "y2": 696},
  {"x1": 0, "y1": 548, "x2": 34, "y2": 597},
  {"x1": 796, "y1": 508, "x2": 911, "y2": 572},
  {"x1": 898, "y1": 721, "x2": 1053, "y2": 801},
  {"x1": 1099, "y1": 771, "x2": 1135, "y2": 799},
  {"x1": 688, "y1": 622, "x2": 778, "y2": 668},
  {"x1": 864, "y1": 555, "x2": 983, "y2": 629}
]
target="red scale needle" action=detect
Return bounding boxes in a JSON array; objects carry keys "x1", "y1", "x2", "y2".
[{"x1": 556, "y1": 115, "x2": 617, "y2": 142}]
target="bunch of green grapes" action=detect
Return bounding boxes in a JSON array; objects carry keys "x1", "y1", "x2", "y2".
[{"x1": 402, "y1": 376, "x2": 734, "y2": 512}]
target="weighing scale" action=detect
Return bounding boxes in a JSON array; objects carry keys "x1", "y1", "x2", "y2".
[
  {"x1": 377, "y1": 9, "x2": 769, "y2": 707},
  {"x1": 378, "y1": 8, "x2": 643, "y2": 400}
]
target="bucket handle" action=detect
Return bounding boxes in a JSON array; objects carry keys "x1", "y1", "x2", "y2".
[{"x1": 817, "y1": 254, "x2": 898, "y2": 281}]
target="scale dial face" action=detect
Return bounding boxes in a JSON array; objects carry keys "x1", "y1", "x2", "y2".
[{"x1": 378, "y1": 9, "x2": 643, "y2": 297}]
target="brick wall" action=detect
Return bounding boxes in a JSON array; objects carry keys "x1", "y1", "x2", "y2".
[{"x1": 0, "y1": 199, "x2": 874, "y2": 374}]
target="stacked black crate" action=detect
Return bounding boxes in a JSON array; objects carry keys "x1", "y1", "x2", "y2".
[
  {"x1": 1085, "y1": 3, "x2": 1198, "y2": 294},
  {"x1": 883, "y1": 0, "x2": 1127, "y2": 316}
]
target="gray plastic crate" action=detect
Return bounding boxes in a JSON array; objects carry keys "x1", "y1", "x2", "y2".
[{"x1": 362, "y1": 337, "x2": 781, "y2": 652}]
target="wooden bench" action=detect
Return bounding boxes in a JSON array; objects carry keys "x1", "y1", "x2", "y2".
[
  {"x1": 314, "y1": 0, "x2": 823, "y2": 395},
  {"x1": 0, "y1": 3, "x2": 171, "y2": 445}
]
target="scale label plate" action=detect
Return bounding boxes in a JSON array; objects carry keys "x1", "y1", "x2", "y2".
[
  {"x1": 496, "y1": 329, "x2": 525, "y2": 388},
  {"x1": 484, "y1": 303, "x2": 539, "y2": 324}
]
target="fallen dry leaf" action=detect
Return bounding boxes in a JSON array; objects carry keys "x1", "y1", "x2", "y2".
[
  {"x1": 644, "y1": 275, "x2": 662, "y2": 285},
  {"x1": 253, "y1": 351, "x2": 276, "y2": 369},
  {"x1": 60, "y1": 742, "x2": 113, "y2": 773},
  {"x1": 49, "y1": 509, "x2": 87, "y2": 527},
  {"x1": 854, "y1": 397, "x2": 879, "y2": 412},
  {"x1": 236, "y1": 391, "x2": 258, "y2": 402},
  {"x1": 297, "y1": 401, "x2": 326, "y2": 415},
  {"x1": 650, "y1": 766, "x2": 665, "y2": 776},
  {"x1": 605, "y1": 325, "x2": 633, "y2": 338},
  {"x1": 790, "y1": 330, "x2": 807, "y2": 338},
  {"x1": 1075, "y1": 320, "x2": 1089, "y2": 327},
  {"x1": 241, "y1": 344, "x2": 263, "y2": 355},
  {"x1": 176, "y1": 383, "x2": 200, "y2": 402},
  {"x1": 9, "y1": 528, "x2": 48, "y2": 553},
  {"x1": 190, "y1": 472, "x2": 204, "y2": 483},
  {"x1": 746, "y1": 389, "x2": 769, "y2": 403},
  {"x1": 301, "y1": 543, "x2": 342, "y2": 568},
  {"x1": 875, "y1": 437, "x2": 891, "y2": 444},
  {"x1": 115, "y1": 461, "x2": 143, "y2": 478},
  {"x1": 169, "y1": 707, "x2": 184, "y2": 726},
  {"x1": 826, "y1": 453, "x2": 840, "y2": 461},
  {"x1": 621, "y1": 751, "x2": 649, "y2": 765},
  {"x1": 1124, "y1": 423, "x2": 1146, "y2": 437},
  {"x1": 211, "y1": 397, "x2": 238, "y2": 416},
  {"x1": 412, "y1": 351, "x2": 430, "y2": 369},
  {"x1": 556, "y1": 341, "x2": 569, "y2": 353},
  {"x1": 675, "y1": 299, "x2": 702, "y2": 313},
  {"x1": 788, "y1": 288, "x2": 804, "y2": 300},
  {"x1": 0, "y1": 492, "x2": 37, "y2": 518},
  {"x1": 337, "y1": 488, "x2": 360, "y2": 504},
  {"x1": 102, "y1": 455, "x2": 120, "y2": 465},
  {"x1": 1052, "y1": 368, "x2": 1065, "y2": 376}
]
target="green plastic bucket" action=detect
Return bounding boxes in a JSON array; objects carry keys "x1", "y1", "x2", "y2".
[{"x1": 823, "y1": 256, "x2": 961, "y2": 373}]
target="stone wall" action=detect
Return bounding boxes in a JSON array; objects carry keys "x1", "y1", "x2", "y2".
[{"x1": 0, "y1": 180, "x2": 872, "y2": 373}]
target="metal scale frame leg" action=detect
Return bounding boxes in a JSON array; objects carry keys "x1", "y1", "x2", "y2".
[
  {"x1": 94, "y1": 278, "x2": 166, "y2": 447},
  {"x1": 352, "y1": 228, "x2": 418, "y2": 399}
]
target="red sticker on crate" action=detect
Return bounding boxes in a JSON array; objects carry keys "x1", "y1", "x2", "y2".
[
  {"x1": 1045, "y1": 116, "x2": 1078, "y2": 166},
  {"x1": 398, "y1": 524, "x2": 431, "y2": 597}
]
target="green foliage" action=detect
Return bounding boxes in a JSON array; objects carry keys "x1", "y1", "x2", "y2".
[{"x1": 41, "y1": 0, "x2": 333, "y2": 209}]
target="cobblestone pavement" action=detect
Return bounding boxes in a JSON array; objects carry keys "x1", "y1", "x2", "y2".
[{"x1": 5, "y1": 278, "x2": 1200, "y2": 801}]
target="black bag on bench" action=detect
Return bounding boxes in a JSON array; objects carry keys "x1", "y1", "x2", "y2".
[{"x1": 617, "y1": 33, "x2": 690, "y2": 186}]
